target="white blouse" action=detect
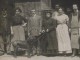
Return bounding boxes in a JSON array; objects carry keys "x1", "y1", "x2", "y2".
[{"x1": 55, "y1": 14, "x2": 69, "y2": 24}]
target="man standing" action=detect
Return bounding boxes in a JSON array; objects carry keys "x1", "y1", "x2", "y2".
[
  {"x1": 70, "y1": 4, "x2": 80, "y2": 56},
  {"x1": 0, "y1": 9, "x2": 11, "y2": 54},
  {"x1": 52, "y1": 4, "x2": 60, "y2": 19},
  {"x1": 28, "y1": 10, "x2": 42, "y2": 56}
]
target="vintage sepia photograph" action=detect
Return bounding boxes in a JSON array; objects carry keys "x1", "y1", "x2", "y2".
[{"x1": 0, "y1": 0, "x2": 80, "y2": 60}]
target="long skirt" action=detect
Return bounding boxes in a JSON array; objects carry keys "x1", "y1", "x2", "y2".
[
  {"x1": 40, "y1": 30, "x2": 58, "y2": 54},
  {"x1": 47, "y1": 30, "x2": 58, "y2": 54},
  {"x1": 10, "y1": 25, "x2": 25, "y2": 51},
  {"x1": 56, "y1": 24, "x2": 72, "y2": 53},
  {"x1": 47, "y1": 30, "x2": 58, "y2": 50},
  {"x1": 71, "y1": 28, "x2": 79, "y2": 49}
]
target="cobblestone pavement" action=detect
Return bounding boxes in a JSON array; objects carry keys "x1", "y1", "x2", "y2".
[{"x1": 0, "y1": 54, "x2": 80, "y2": 60}]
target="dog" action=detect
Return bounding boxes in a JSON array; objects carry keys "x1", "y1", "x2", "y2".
[
  {"x1": 12, "y1": 36, "x2": 39, "y2": 57},
  {"x1": 11, "y1": 32, "x2": 47, "y2": 57}
]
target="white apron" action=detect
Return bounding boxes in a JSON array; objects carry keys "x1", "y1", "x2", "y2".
[{"x1": 56, "y1": 14, "x2": 72, "y2": 53}]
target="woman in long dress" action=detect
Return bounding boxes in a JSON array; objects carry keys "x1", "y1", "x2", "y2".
[
  {"x1": 55, "y1": 8, "x2": 72, "y2": 54},
  {"x1": 42, "y1": 11, "x2": 58, "y2": 54}
]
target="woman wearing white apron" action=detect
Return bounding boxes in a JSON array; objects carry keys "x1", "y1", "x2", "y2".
[{"x1": 55, "y1": 8, "x2": 72, "y2": 55}]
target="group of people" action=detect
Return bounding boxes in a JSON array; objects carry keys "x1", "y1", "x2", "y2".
[{"x1": 0, "y1": 3, "x2": 80, "y2": 57}]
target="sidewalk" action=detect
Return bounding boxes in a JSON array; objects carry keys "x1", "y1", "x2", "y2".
[{"x1": 0, "y1": 54, "x2": 80, "y2": 60}]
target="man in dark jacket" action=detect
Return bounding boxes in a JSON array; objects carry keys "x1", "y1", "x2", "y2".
[{"x1": 0, "y1": 9, "x2": 11, "y2": 54}]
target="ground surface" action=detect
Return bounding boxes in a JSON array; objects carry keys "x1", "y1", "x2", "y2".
[{"x1": 0, "y1": 54, "x2": 80, "y2": 60}]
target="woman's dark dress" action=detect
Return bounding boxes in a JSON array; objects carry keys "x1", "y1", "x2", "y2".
[{"x1": 42, "y1": 18, "x2": 58, "y2": 54}]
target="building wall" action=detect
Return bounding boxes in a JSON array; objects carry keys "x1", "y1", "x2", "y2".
[
  {"x1": 15, "y1": 0, "x2": 51, "y2": 17},
  {"x1": 41, "y1": 0, "x2": 51, "y2": 10},
  {"x1": 15, "y1": 2, "x2": 41, "y2": 17}
]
